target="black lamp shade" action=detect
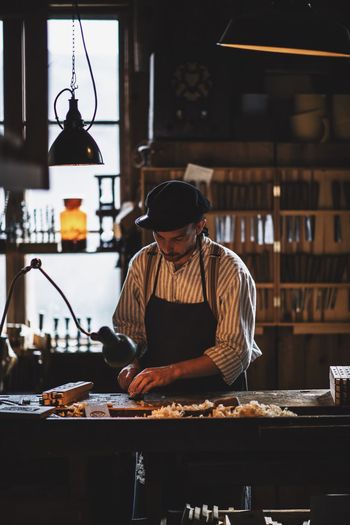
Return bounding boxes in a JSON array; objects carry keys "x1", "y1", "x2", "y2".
[
  {"x1": 218, "y1": 5, "x2": 350, "y2": 58},
  {"x1": 90, "y1": 326, "x2": 138, "y2": 368},
  {"x1": 48, "y1": 97, "x2": 103, "y2": 166}
]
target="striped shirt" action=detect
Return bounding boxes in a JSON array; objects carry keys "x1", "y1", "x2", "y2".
[{"x1": 113, "y1": 236, "x2": 262, "y2": 385}]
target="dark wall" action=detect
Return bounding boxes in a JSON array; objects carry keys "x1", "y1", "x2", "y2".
[
  {"x1": 131, "y1": 0, "x2": 350, "y2": 143},
  {"x1": 130, "y1": 0, "x2": 350, "y2": 393}
]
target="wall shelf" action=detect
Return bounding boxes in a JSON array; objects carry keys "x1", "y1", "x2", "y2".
[{"x1": 140, "y1": 166, "x2": 350, "y2": 334}]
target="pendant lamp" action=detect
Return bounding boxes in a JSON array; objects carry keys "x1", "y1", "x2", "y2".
[
  {"x1": 217, "y1": 0, "x2": 350, "y2": 58},
  {"x1": 48, "y1": 2, "x2": 104, "y2": 166}
]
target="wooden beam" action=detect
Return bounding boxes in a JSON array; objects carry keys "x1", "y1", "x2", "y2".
[{"x1": 23, "y1": 12, "x2": 49, "y2": 188}]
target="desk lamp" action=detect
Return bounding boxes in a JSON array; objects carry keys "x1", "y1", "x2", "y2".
[{"x1": 0, "y1": 258, "x2": 137, "y2": 369}]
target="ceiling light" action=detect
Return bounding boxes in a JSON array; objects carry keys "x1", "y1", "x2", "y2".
[
  {"x1": 217, "y1": 1, "x2": 350, "y2": 58},
  {"x1": 48, "y1": 1, "x2": 103, "y2": 166}
]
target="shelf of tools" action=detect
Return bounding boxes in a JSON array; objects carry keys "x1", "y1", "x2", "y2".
[
  {"x1": 140, "y1": 166, "x2": 350, "y2": 335},
  {"x1": 278, "y1": 167, "x2": 350, "y2": 333}
]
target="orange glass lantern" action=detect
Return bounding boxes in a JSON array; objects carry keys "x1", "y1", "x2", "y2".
[{"x1": 60, "y1": 198, "x2": 87, "y2": 251}]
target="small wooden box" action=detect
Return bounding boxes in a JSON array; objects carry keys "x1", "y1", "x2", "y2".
[{"x1": 330, "y1": 366, "x2": 350, "y2": 405}]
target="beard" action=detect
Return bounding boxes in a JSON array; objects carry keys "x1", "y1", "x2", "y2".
[{"x1": 160, "y1": 240, "x2": 196, "y2": 262}]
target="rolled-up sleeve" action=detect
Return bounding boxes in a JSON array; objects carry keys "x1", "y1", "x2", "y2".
[{"x1": 204, "y1": 269, "x2": 256, "y2": 385}]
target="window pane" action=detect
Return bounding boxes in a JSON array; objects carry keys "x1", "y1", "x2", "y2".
[
  {"x1": 27, "y1": 124, "x2": 120, "y2": 250},
  {"x1": 25, "y1": 19, "x2": 121, "y2": 348},
  {"x1": 48, "y1": 20, "x2": 119, "y2": 122},
  {"x1": 0, "y1": 255, "x2": 5, "y2": 306},
  {"x1": 0, "y1": 21, "x2": 3, "y2": 121},
  {"x1": 0, "y1": 23, "x2": 4, "y2": 302},
  {"x1": 25, "y1": 253, "x2": 120, "y2": 337},
  {"x1": 0, "y1": 191, "x2": 5, "y2": 304}
]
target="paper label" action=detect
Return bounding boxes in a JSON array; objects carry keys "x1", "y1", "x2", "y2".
[
  {"x1": 184, "y1": 163, "x2": 214, "y2": 184},
  {"x1": 85, "y1": 403, "x2": 110, "y2": 418}
]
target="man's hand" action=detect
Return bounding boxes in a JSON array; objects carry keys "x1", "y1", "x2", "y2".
[
  {"x1": 117, "y1": 362, "x2": 141, "y2": 391},
  {"x1": 128, "y1": 365, "x2": 178, "y2": 396}
]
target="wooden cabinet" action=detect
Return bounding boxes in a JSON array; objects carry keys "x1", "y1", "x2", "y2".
[
  {"x1": 278, "y1": 167, "x2": 350, "y2": 334},
  {"x1": 140, "y1": 166, "x2": 350, "y2": 335}
]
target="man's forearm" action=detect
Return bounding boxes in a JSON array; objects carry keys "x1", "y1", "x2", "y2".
[
  {"x1": 171, "y1": 354, "x2": 220, "y2": 380},
  {"x1": 128, "y1": 355, "x2": 221, "y2": 394}
]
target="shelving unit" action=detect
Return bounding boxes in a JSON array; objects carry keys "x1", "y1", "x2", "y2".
[
  {"x1": 0, "y1": 231, "x2": 120, "y2": 255},
  {"x1": 140, "y1": 166, "x2": 350, "y2": 335}
]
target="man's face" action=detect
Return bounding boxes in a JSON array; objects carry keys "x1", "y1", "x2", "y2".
[{"x1": 153, "y1": 220, "x2": 205, "y2": 265}]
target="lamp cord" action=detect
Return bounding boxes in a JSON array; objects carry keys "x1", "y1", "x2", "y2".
[
  {"x1": 75, "y1": 0, "x2": 98, "y2": 131},
  {"x1": 53, "y1": 88, "x2": 74, "y2": 130},
  {"x1": 53, "y1": 0, "x2": 98, "y2": 131},
  {"x1": 0, "y1": 259, "x2": 91, "y2": 338}
]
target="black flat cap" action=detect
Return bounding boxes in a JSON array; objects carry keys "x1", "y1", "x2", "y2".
[{"x1": 135, "y1": 180, "x2": 211, "y2": 231}]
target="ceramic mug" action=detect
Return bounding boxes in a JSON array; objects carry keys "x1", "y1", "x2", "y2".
[{"x1": 290, "y1": 110, "x2": 329, "y2": 142}]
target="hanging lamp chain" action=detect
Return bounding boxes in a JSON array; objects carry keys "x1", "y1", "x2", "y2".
[{"x1": 70, "y1": 15, "x2": 78, "y2": 94}]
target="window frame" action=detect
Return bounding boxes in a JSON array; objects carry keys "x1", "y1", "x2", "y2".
[{"x1": 1, "y1": 3, "x2": 131, "y2": 325}]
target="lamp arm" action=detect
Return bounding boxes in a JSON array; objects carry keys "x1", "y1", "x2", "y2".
[
  {"x1": 1, "y1": 258, "x2": 137, "y2": 367},
  {"x1": 0, "y1": 258, "x2": 91, "y2": 338},
  {"x1": 0, "y1": 263, "x2": 33, "y2": 336},
  {"x1": 35, "y1": 263, "x2": 91, "y2": 337}
]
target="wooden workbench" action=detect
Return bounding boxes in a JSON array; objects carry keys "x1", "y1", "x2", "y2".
[{"x1": 0, "y1": 389, "x2": 349, "y2": 524}]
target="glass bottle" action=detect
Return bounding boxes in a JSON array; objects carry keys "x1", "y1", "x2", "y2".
[{"x1": 60, "y1": 198, "x2": 87, "y2": 252}]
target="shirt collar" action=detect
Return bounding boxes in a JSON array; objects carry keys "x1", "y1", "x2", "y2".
[{"x1": 163, "y1": 235, "x2": 210, "y2": 272}]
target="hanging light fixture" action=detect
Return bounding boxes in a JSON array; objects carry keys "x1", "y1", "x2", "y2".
[
  {"x1": 48, "y1": 1, "x2": 104, "y2": 166},
  {"x1": 217, "y1": 0, "x2": 350, "y2": 58}
]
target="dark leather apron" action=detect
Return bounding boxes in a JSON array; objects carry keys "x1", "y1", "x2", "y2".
[
  {"x1": 142, "y1": 239, "x2": 246, "y2": 393},
  {"x1": 132, "y1": 241, "x2": 249, "y2": 519}
]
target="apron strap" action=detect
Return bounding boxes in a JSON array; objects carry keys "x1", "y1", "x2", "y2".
[
  {"x1": 207, "y1": 242, "x2": 222, "y2": 320},
  {"x1": 144, "y1": 243, "x2": 159, "y2": 305},
  {"x1": 198, "y1": 236, "x2": 208, "y2": 303},
  {"x1": 144, "y1": 239, "x2": 222, "y2": 319}
]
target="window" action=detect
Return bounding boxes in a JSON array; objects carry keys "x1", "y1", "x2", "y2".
[
  {"x1": 0, "y1": 21, "x2": 5, "y2": 306},
  {"x1": 25, "y1": 19, "x2": 121, "y2": 339}
]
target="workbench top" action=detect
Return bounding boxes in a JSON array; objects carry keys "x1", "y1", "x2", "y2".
[{"x1": 0, "y1": 388, "x2": 345, "y2": 417}]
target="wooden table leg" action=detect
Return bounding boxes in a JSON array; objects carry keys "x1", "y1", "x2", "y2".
[{"x1": 144, "y1": 452, "x2": 165, "y2": 525}]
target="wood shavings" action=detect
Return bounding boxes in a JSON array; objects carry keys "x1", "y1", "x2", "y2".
[
  {"x1": 212, "y1": 400, "x2": 297, "y2": 418},
  {"x1": 147, "y1": 400, "x2": 214, "y2": 418},
  {"x1": 146, "y1": 400, "x2": 297, "y2": 418},
  {"x1": 55, "y1": 402, "x2": 87, "y2": 417}
]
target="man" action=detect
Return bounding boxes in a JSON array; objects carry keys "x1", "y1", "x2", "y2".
[{"x1": 113, "y1": 179, "x2": 261, "y2": 396}]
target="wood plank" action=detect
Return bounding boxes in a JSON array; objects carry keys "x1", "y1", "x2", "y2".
[
  {"x1": 89, "y1": 391, "x2": 241, "y2": 417},
  {"x1": 293, "y1": 322, "x2": 350, "y2": 334},
  {"x1": 24, "y1": 14, "x2": 48, "y2": 188},
  {"x1": 236, "y1": 389, "x2": 333, "y2": 407},
  {"x1": 149, "y1": 141, "x2": 274, "y2": 167}
]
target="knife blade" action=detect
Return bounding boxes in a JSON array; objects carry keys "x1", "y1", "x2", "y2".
[
  {"x1": 286, "y1": 216, "x2": 293, "y2": 243},
  {"x1": 240, "y1": 217, "x2": 246, "y2": 243},
  {"x1": 261, "y1": 214, "x2": 266, "y2": 244},
  {"x1": 304, "y1": 216, "x2": 312, "y2": 242},
  {"x1": 250, "y1": 216, "x2": 256, "y2": 242}
]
